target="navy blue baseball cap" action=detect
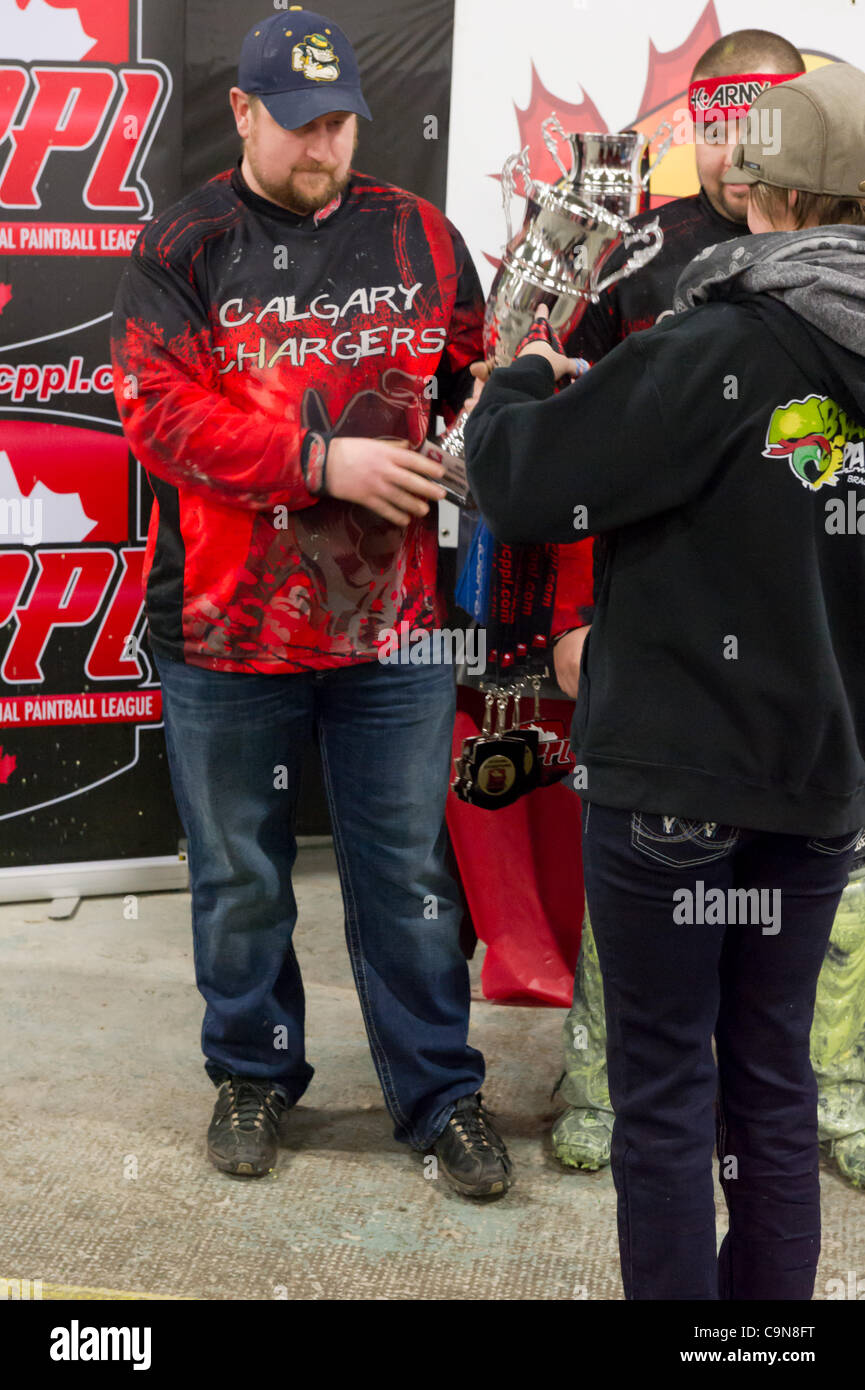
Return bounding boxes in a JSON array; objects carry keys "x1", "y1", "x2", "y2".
[{"x1": 238, "y1": 10, "x2": 372, "y2": 129}]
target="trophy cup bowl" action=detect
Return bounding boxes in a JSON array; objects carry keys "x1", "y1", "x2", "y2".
[{"x1": 542, "y1": 115, "x2": 674, "y2": 218}]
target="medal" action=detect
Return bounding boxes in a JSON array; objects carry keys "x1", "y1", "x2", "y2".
[{"x1": 452, "y1": 690, "x2": 540, "y2": 809}]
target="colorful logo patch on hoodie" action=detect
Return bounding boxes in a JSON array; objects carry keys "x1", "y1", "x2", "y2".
[{"x1": 763, "y1": 395, "x2": 865, "y2": 492}]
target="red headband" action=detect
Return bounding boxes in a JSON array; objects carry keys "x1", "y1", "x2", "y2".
[{"x1": 687, "y1": 72, "x2": 801, "y2": 121}]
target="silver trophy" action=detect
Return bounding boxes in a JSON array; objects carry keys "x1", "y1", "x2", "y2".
[
  {"x1": 483, "y1": 145, "x2": 664, "y2": 366},
  {"x1": 440, "y1": 125, "x2": 667, "y2": 469},
  {"x1": 541, "y1": 113, "x2": 673, "y2": 218}
]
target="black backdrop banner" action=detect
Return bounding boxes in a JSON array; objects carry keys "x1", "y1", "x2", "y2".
[
  {"x1": 183, "y1": 0, "x2": 454, "y2": 204},
  {"x1": 0, "y1": 0, "x2": 456, "y2": 870}
]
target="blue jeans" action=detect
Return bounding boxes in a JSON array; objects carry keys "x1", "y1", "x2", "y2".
[
  {"x1": 153, "y1": 650, "x2": 484, "y2": 1150},
  {"x1": 580, "y1": 801, "x2": 860, "y2": 1301}
]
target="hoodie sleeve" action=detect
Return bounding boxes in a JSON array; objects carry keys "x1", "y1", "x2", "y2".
[
  {"x1": 464, "y1": 328, "x2": 719, "y2": 543},
  {"x1": 111, "y1": 241, "x2": 321, "y2": 513}
]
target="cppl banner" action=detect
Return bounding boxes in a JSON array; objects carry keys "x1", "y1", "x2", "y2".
[{"x1": 0, "y1": 0, "x2": 184, "y2": 870}]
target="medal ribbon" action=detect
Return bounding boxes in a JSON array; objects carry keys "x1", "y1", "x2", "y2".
[
  {"x1": 477, "y1": 311, "x2": 575, "y2": 684},
  {"x1": 488, "y1": 541, "x2": 558, "y2": 682}
]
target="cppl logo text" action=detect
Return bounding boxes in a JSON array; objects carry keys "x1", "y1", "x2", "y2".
[
  {"x1": 0, "y1": 0, "x2": 171, "y2": 218},
  {"x1": 0, "y1": 1, "x2": 172, "y2": 819}
]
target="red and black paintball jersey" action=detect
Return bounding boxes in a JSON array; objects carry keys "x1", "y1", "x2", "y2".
[
  {"x1": 552, "y1": 188, "x2": 746, "y2": 632},
  {"x1": 111, "y1": 165, "x2": 483, "y2": 672}
]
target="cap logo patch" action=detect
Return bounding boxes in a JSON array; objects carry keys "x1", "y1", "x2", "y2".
[{"x1": 291, "y1": 31, "x2": 340, "y2": 83}]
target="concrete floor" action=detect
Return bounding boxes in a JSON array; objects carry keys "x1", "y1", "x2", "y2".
[{"x1": 1, "y1": 843, "x2": 862, "y2": 1301}]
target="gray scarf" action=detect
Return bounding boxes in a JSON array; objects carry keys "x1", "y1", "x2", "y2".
[{"x1": 673, "y1": 225, "x2": 865, "y2": 355}]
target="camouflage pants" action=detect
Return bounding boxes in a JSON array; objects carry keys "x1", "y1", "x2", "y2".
[{"x1": 553, "y1": 871, "x2": 865, "y2": 1185}]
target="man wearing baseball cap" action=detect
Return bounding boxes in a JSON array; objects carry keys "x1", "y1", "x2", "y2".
[
  {"x1": 112, "y1": 10, "x2": 512, "y2": 1198},
  {"x1": 466, "y1": 59, "x2": 865, "y2": 1296}
]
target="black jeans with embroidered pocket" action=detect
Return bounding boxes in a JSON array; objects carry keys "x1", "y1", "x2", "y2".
[
  {"x1": 581, "y1": 799, "x2": 859, "y2": 1301},
  {"x1": 630, "y1": 811, "x2": 740, "y2": 868}
]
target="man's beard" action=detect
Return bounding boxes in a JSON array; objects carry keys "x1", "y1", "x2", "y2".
[
  {"x1": 245, "y1": 125, "x2": 359, "y2": 215},
  {"x1": 717, "y1": 183, "x2": 750, "y2": 225},
  {"x1": 254, "y1": 163, "x2": 352, "y2": 215},
  {"x1": 702, "y1": 172, "x2": 749, "y2": 226}
]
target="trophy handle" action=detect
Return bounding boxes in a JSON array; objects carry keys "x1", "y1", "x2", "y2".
[
  {"x1": 592, "y1": 217, "x2": 664, "y2": 297},
  {"x1": 541, "y1": 112, "x2": 571, "y2": 182},
  {"x1": 641, "y1": 120, "x2": 674, "y2": 186},
  {"x1": 439, "y1": 407, "x2": 469, "y2": 462},
  {"x1": 500, "y1": 146, "x2": 534, "y2": 245}
]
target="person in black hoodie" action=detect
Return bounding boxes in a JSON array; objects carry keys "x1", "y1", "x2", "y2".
[
  {"x1": 465, "y1": 61, "x2": 865, "y2": 1300},
  {"x1": 550, "y1": 27, "x2": 805, "y2": 1173}
]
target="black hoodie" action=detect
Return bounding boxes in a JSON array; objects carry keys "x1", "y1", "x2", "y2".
[{"x1": 465, "y1": 288, "x2": 865, "y2": 837}]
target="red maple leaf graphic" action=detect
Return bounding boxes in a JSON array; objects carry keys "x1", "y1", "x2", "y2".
[
  {"x1": 514, "y1": 64, "x2": 607, "y2": 188},
  {"x1": 635, "y1": 1, "x2": 721, "y2": 120},
  {"x1": 0, "y1": 746, "x2": 17, "y2": 784},
  {"x1": 0, "y1": 283, "x2": 12, "y2": 316}
]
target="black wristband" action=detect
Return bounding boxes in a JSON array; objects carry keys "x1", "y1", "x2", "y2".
[{"x1": 301, "y1": 431, "x2": 329, "y2": 495}]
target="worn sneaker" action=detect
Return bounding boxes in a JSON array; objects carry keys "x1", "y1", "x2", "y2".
[
  {"x1": 551, "y1": 1105, "x2": 613, "y2": 1171},
  {"x1": 207, "y1": 1076, "x2": 288, "y2": 1177},
  {"x1": 431, "y1": 1093, "x2": 512, "y2": 1198}
]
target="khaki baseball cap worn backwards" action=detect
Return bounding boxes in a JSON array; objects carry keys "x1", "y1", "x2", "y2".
[{"x1": 722, "y1": 61, "x2": 865, "y2": 197}]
